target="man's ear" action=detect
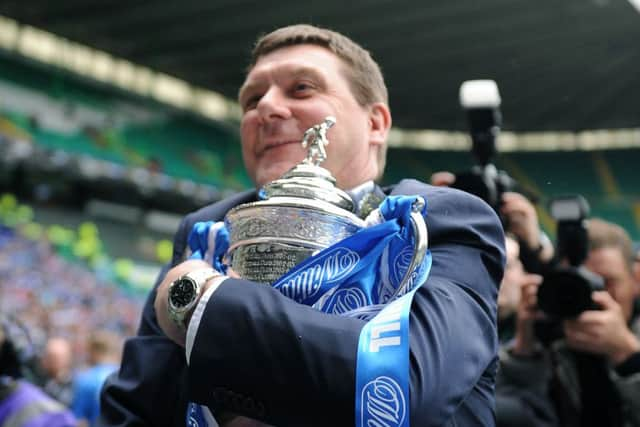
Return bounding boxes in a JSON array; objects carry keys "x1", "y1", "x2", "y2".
[{"x1": 368, "y1": 102, "x2": 392, "y2": 147}]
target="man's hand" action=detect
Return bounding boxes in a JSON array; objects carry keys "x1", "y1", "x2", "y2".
[
  {"x1": 512, "y1": 273, "x2": 544, "y2": 356},
  {"x1": 500, "y1": 192, "x2": 553, "y2": 263},
  {"x1": 430, "y1": 171, "x2": 456, "y2": 187},
  {"x1": 563, "y1": 291, "x2": 640, "y2": 365},
  {"x1": 154, "y1": 259, "x2": 220, "y2": 347},
  {"x1": 220, "y1": 415, "x2": 273, "y2": 427}
]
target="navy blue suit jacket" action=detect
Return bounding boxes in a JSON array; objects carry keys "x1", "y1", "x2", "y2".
[{"x1": 99, "y1": 179, "x2": 505, "y2": 427}]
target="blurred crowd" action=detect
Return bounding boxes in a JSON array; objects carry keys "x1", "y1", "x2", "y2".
[
  {"x1": 0, "y1": 224, "x2": 143, "y2": 426},
  {"x1": 0, "y1": 226, "x2": 142, "y2": 355}
]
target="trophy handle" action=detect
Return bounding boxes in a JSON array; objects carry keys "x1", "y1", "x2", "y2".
[{"x1": 393, "y1": 196, "x2": 429, "y2": 299}]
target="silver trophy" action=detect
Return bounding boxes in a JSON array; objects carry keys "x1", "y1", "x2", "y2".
[{"x1": 224, "y1": 117, "x2": 427, "y2": 296}]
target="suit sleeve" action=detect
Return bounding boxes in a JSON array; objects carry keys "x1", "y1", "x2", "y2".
[
  {"x1": 98, "y1": 220, "x2": 192, "y2": 427},
  {"x1": 187, "y1": 183, "x2": 505, "y2": 427},
  {"x1": 98, "y1": 190, "x2": 257, "y2": 427}
]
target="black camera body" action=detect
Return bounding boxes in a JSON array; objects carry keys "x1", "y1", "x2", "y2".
[
  {"x1": 453, "y1": 80, "x2": 518, "y2": 218},
  {"x1": 452, "y1": 164, "x2": 516, "y2": 215},
  {"x1": 537, "y1": 196, "x2": 605, "y2": 319},
  {"x1": 538, "y1": 266, "x2": 604, "y2": 318}
]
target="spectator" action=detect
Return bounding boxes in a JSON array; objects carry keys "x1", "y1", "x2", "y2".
[
  {"x1": 498, "y1": 234, "x2": 542, "y2": 343},
  {"x1": 71, "y1": 331, "x2": 121, "y2": 427},
  {"x1": 40, "y1": 337, "x2": 74, "y2": 407}
]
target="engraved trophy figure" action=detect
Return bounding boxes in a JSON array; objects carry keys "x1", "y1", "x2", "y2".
[
  {"x1": 301, "y1": 116, "x2": 335, "y2": 166},
  {"x1": 224, "y1": 117, "x2": 427, "y2": 296}
]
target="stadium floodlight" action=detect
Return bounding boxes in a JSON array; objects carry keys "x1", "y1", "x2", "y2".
[
  {"x1": 17, "y1": 26, "x2": 58, "y2": 65},
  {"x1": 0, "y1": 16, "x2": 18, "y2": 50},
  {"x1": 152, "y1": 74, "x2": 192, "y2": 109}
]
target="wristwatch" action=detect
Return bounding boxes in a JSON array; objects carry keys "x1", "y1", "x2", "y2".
[{"x1": 168, "y1": 268, "x2": 219, "y2": 330}]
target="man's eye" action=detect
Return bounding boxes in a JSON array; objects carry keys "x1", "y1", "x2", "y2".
[
  {"x1": 243, "y1": 95, "x2": 262, "y2": 110},
  {"x1": 293, "y1": 82, "x2": 314, "y2": 93}
]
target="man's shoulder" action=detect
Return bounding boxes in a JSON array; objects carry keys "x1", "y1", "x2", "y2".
[
  {"x1": 14, "y1": 380, "x2": 69, "y2": 410},
  {"x1": 79, "y1": 363, "x2": 118, "y2": 382},
  {"x1": 183, "y1": 189, "x2": 257, "y2": 225},
  {"x1": 390, "y1": 179, "x2": 504, "y2": 258},
  {"x1": 390, "y1": 178, "x2": 497, "y2": 214}
]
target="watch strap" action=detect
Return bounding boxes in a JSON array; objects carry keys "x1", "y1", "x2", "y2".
[
  {"x1": 169, "y1": 268, "x2": 219, "y2": 330},
  {"x1": 187, "y1": 268, "x2": 219, "y2": 287}
]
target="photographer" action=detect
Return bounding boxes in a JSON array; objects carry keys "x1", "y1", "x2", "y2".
[
  {"x1": 498, "y1": 218, "x2": 640, "y2": 427},
  {"x1": 435, "y1": 80, "x2": 554, "y2": 275}
]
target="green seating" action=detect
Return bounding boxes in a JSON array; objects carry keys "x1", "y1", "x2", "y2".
[
  {"x1": 601, "y1": 149, "x2": 640, "y2": 196},
  {"x1": 384, "y1": 148, "x2": 639, "y2": 240}
]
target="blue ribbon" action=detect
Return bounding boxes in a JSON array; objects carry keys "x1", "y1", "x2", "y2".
[
  {"x1": 187, "y1": 221, "x2": 229, "y2": 274},
  {"x1": 185, "y1": 196, "x2": 431, "y2": 426},
  {"x1": 186, "y1": 403, "x2": 208, "y2": 427},
  {"x1": 355, "y1": 257, "x2": 430, "y2": 427}
]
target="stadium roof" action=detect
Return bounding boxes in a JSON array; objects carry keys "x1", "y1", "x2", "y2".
[{"x1": 1, "y1": 0, "x2": 639, "y2": 132}]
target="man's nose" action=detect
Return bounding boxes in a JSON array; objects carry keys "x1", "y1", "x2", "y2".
[{"x1": 256, "y1": 88, "x2": 291, "y2": 122}]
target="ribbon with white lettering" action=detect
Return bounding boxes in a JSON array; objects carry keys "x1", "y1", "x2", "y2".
[
  {"x1": 186, "y1": 195, "x2": 431, "y2": 426},
  {"x1": 354, "y1": 260, "x2": 430, "y2": 427}
]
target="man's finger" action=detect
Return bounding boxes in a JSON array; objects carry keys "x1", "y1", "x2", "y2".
[
  {"x1": 522, "y1": 273, "x2": 543, "y2": 287},
  {"x1": 591, "y1": 290, "x2": 617, "y2": 310}
]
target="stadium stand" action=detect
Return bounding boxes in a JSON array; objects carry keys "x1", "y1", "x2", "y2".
[
  {"x1": 383, "y1": 148, "x2": 640, "y2": 240},
  {"x1": 0, "y1": 58, "x2": 251, "y2": 194},
  {"x1": 2, "y1": 54, "x2": 637, "y2": 242}
]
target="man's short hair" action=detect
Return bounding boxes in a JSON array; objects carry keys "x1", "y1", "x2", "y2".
[
  {"x1": 587, "y1": 218, "x2": 634, "y2": 273},
  {"x1": 250, "y1": 24, "x2": 388, "y2": 106},
  {"x1": 248, "y1": 24, "x2": 389, "y2": 177},
  {"x1": 88, "y1": 330, "x2": 120, "y2": 359}
]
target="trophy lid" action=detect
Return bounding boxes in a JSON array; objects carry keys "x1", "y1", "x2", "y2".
[
  {"x1": 262, "y1": 163, "x2": 355, "y2": 212},
  {"x1": 261, "y1": 116, "x2": 355, "y2": 213}
]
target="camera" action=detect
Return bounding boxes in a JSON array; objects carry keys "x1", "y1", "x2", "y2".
[
  {"x1": 537, "y1": 195, "x2": 604, "y2": 319},
  {"x1": 452, "y1": 80, "x2": 518, "y2": 219}
]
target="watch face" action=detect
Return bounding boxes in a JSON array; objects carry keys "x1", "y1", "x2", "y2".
[{"x1": 169, "y1": 277, "x2": 197, "y2": 309}]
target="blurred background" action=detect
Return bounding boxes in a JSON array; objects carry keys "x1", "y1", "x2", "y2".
[{"x1": 0, "y1": 0, "x2": 638, "y2": 420}]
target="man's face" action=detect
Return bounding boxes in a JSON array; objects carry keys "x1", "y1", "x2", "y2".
[
  {"x1": 41, "y1": 339, "x2": 71, "y2": 378},
  {"x1": 239, "y1": 44, "x2": 385, "y2": 189},
  {"x1": 585, "y1": 246, "x2": 638, "y2": 322}
]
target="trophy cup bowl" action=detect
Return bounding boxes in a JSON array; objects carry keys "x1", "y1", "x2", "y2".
[
  {"x1": 224, "y1": 117, "x2": 428, "y2": 292},
  {"x1": 225, "y1": 196, "x2": 364, "y2": 284}
]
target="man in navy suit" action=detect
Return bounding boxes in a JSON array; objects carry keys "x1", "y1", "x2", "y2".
[{"x1": 100, "y1": 24, "x2": 505, "y2": 427}]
